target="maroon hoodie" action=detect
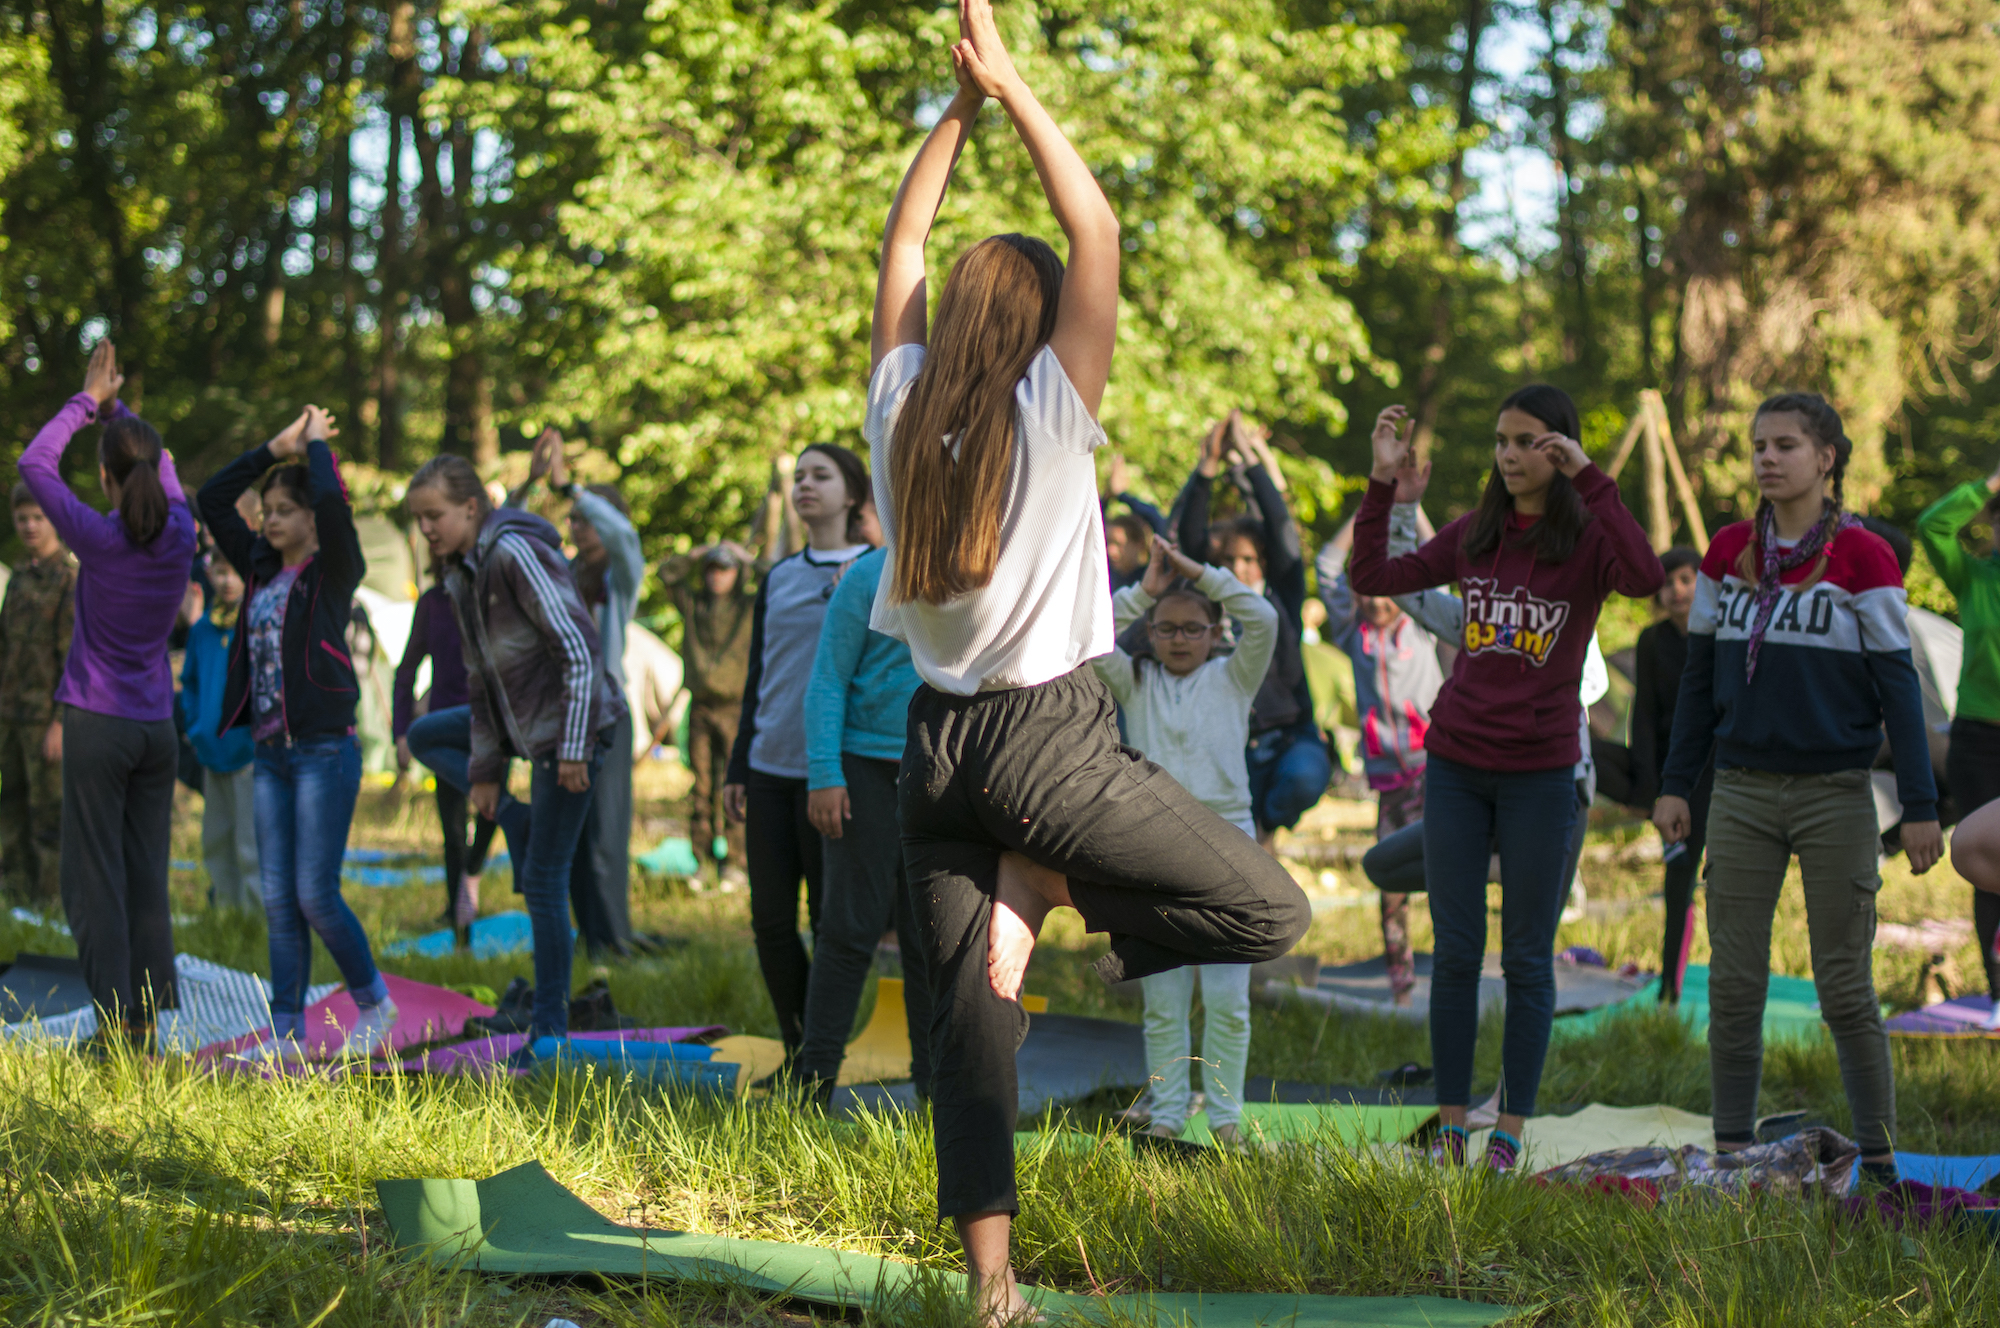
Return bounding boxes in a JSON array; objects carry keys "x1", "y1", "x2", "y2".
[{"x1": 1349, "y1": 464, "x2": 1662, "y2": 772}]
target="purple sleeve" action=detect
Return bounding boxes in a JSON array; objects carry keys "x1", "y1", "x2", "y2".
[
  {"x1": 156, "y1": 447, "x2": 186, "y2": 505},
  {"x1": 18, "y1": 394, "x2": 116, "y2": 557}
]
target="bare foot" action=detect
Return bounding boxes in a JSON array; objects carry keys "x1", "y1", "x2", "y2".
[
  {"x1": 959, "y1": 1211, "x2": 1043, "y2": 1327},
  {"x1": 991, "y1": 852, "x2": 1069, "y2": 1002}
]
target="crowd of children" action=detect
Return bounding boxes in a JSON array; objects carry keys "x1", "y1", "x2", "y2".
[{"x1": 5, "y1": 10, "x2": 1997, "y2": 1321}]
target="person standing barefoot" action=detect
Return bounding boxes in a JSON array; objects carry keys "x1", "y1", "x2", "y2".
[{"x1": 866, "y1": 4, "x2": 1309, "y2": 1319}]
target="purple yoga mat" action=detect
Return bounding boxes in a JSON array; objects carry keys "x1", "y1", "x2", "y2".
[
  {"x1": 1884, "y1": 995, "x2": 2000, "y2": 1037},
  {"x1": 402, "y1": 1026, "x2": 728, "y2": 1077}
]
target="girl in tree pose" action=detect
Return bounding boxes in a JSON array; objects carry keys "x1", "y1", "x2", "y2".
[
  {"x1": 1915, "y1": 462, "x2": 2000, "y2": 1025},
  {"x1": 19, "y1": 341, "x2": 197, "y2": 1048},
  {"x1": 1094, "y1": 536, "x2": 1278, "y2": 1146},
  {"x1": 404, "y1": 455, "x2": 627, "y2": 1063},
  {"x1": 201, "y1": 406, "x2": 399, "y2": 1060},
  {"x1": 720, "y1": 443, "x2": 874, "y2": 1057},
  {"x1": 866, "y1": 3, "x2": 1309, "y2": 1317},
  {"x1": 1350, "y1": 384, "x2": 1661, "y2": 1171},
  {"x1": 1656, "y1": 393, "x2": 1939, "y2": 1186}
]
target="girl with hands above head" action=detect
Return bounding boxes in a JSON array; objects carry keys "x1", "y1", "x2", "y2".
[
  {"x1": 1654, "y1": 394, "x2": 1938, "y2": 1188},
  {"x1": 1094, "y1": 534, "x2": 1279, "y2": 1149},
  {"x1": 867, "y1": 3, "x2": 1308, "y2": 1318},
  {"x1": 1351, "y1": 385, "x2": 1662, "y2": 1175},
  {"x1": 19, "y1": 339, "x2": 197, "y2": 1050},
  {"x1": 200, "y1": 404, "x2": 402, "y2": 1061}
]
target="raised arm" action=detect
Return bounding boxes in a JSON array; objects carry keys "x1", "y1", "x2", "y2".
[
  {"x1": 1915, "y1": 478, "x2": 1992, "y2": 599},
  {"x1": 570, "y1": 486, "x2": 645, "y2": 620},
  {"x1": 871, "y1": 73, "x2": 982, "y2": 368},
  {"x1": 952, "y1": 0, "x2": 1119, "y2": 412},
  {"x1": 198, "y1": 413, "x2": 307, "y2": 580},
  {"x1": 18, "y1": 340, "x2": 134, "y2": 559}
]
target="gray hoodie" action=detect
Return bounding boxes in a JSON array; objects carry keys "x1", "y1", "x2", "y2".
[{"x1": 444, "y1": 507, "x2": 627, "y2": 783}]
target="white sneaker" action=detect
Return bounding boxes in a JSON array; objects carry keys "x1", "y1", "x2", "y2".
[
  {"x1": 1982, "y1": 998, "x2": 2000, "y2": 1032},
  {"x1": 244, "y1": 1035, "x2": 309, "y2": 1064},
  {"x1": 1561, "y1": 880, "x2": 1587, "y2": 925},
  {"x1": 340, "y1": 998, "x2": 401, "y2": 1060}
]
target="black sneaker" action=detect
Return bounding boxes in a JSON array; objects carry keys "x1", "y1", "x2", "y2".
[
  {"x1": 568, "y1": 979, "x2": 637, "y2": 1033},
  {"x1": 465, "y1": 978, "x2": 535, "y2": 1037}
]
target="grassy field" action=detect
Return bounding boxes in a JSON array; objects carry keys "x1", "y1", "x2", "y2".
[{"x1": 1, "y1": 763, "x2": 1998, "y2": 1325}]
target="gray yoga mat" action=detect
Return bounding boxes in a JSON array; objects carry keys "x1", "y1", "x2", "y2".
[
  {"x1": 834, "y1": 1011, "x2": 1151, "y2": 1118},
  {"x1": 0, "y1": 952, "x2": 93, "y2": 1022}
]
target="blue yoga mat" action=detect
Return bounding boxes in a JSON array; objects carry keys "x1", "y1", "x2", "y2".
[
  {"x1": 531, "y1": 1037, "x2": 716, "y2": 1064},
  {"x1": 1857, "y1": 1153, "x2": 2000, "y2": 1192},
  {"x1": 528, "y1": 1041, "x2": 737, "y2": 1091},
  {"x1": 340, "y1": 849, "x2": 511, "y2": 887},
  {"x1": 381, "y1": 910, "x2": 559, "y2": 960}
]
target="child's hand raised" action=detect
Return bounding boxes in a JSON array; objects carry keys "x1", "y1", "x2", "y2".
[
  {"x1": 1370, "y1": 405, "x2": 1412, "y2": 483},
  {"x1": 1140, "y1": 535, "x2": 1203, "y2": 597},
  {"x1": 952, "y1": 0, "x2": 1022, "y2": 101},
  {"x1": 1393, "y1": 455, "x2": 1432, "y2": 505},
  {"x1": 268, "y1": 408, "x2": 311, "y2": 459}
]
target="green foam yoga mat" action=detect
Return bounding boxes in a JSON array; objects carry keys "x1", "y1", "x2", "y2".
[
  {"x1": 1011, "y1": 1106, "x2": 1434, "y2": 1159},
  {"x1": 377, "y1": 1161, "x2": 1521, "y2": 1326},
  {"x1": 1556, "y1": 964, "x2": 1832, "y2": 1043}
]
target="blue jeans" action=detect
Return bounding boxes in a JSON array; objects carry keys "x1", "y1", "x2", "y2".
[
  {"x1": 255, "y1": 735, "x2": 387, "y2": 1039},
  {"x1": 1422, "y1": 755, "x2": 1577, "y2": 1117},
  {"x1": 409, "y1": 705, "x2": 606, "y2": 1038},
  {"x1": 1246, "y1": 720, "x2": 1332, "y2": 834}
]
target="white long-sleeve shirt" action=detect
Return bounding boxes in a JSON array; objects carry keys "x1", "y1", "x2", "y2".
[{"x1": 1093, "y1": 565, "x2": 1278, "y2": 834}]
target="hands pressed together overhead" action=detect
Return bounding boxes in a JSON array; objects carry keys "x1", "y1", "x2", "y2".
[
  {"x1": 82, "y1": 340, "x2": 124, "y2": 406},
  {"x1": 1139, "y1": 533, "x2": 1205, "y2": 598},
  {"x1": 269, "y1": 404, "x2": 338, "y2": 459},
  {"x1": 949, "y1": 0, "x2": 1023, "y2": 103}
]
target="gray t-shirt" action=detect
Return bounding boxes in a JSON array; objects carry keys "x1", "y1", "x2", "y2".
[{"x1": 747, "y1": 545, "x2": 867, "y2": 778}]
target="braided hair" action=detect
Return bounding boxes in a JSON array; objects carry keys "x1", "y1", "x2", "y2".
[{"x1": 1736, "y1": 392, "x2": 1859, "y2": 679}]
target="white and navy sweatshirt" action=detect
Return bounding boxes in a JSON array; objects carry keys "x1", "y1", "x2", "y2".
[{"x1": 1660, "y1": 520, "x2": 1938, "y2": 821}]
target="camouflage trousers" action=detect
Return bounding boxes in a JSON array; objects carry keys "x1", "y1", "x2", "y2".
[{"x1": 0, "y1": 721, "x2": 62, "y2": 907}]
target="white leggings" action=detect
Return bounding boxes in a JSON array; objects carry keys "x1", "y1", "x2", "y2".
[{"x1": 1140, "y1": 962, "x2": 1252, "y2": 1132}]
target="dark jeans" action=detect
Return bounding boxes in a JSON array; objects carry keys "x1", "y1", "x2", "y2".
[
  {"x1": 1361, "y1": 818, "x2": 1425, "y2": 893},
  {"x1": 797, "y1": 754, "x2": 932, "y2": 1093},
  {"x1": 747, "y1": 768, "x2": 824, "y2": 1050},
  {"x1": 58, "y1": 706, "x2": 179, "y2": 1026},
  {"x1": 1951, "y1": 718, "x2": 2000, "y2": 999},
  {"x1": 569, "y1": 709, "x2": 634, "y2": 952},
  {"x1": 902, "y1": 666, "x2": 1310, "y2": 1217},
  {"x1": 411, "y1": 704, "x2": 608, "y2": 1037},
  {"x1": 1424, "y1": 755, "x2": 1577, "y2": 1117},
  {"x1": 1246, "y1": 720, "x2": 1332, "y2": 834},
  {"x1": 434, "y1": 779, "x2": 498, "y2": 920},
  {"x1": 256, "y1": 734, "x2": 387, "y2": 1039}
]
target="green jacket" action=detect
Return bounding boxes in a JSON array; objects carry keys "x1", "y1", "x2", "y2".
[
  {"x1": 0, "y1": 553, "x2": 75, "y2": 728},
  {"x1": 1917, "y1": 481, "x2": 2000, "y2": 723}
]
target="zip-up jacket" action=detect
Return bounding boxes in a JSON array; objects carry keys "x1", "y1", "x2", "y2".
[
  {"x1": 443, "y1": 507, "x2": 626, "y2": 784},
  {"x1": 1316, "y1": 538, "x2": 1441, "y2": 787},
  {"x1": 1916, "y1": 481, "x2": 2000, "y2": 724},
  {"x1": 1661, "y1": 520, "x2": 1938, "y2": 821},
  {"x1": 1349, "y1": 464, "x2": 1662, "y2": 772},
  {"x1": 803, "y1": 547, "x2": 920, "y2": 789},
  {"x1": 198, "y1": 439, "x2": 363, "y2": 741},
  {"x1": 726, "y1": 545, "x2": 868, "y2": 783}
]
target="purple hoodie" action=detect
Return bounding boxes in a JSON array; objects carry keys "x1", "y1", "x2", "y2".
[{"x1": 17, "y1": 393, "x2": 197, "y2": 722}]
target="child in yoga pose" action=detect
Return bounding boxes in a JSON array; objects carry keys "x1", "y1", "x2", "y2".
[
  {"x1": 867, "y1": 3, "x2": 1309, "y2": 1316},
  {"x1": 19, "y1": 341, "x2": 197, "y2": 1047},
  {"x1": 1350, "y1": 385, "x2": 1660, "y2": 1170},
  {"x1": 1656, "y1": 393, "x2": 1939, "y2": 1187},
  {"x1": 1095, "y1": 536, "x2": 1277, "y2": 1145},
  {"x1": 201, "y1": 406, "x2": 399, "y2": 1059},
  {"x1": 404, "y1": 455, "x2": 626, "y2": 1061}
]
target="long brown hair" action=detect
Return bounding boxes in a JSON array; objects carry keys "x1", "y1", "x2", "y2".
[
  {"x1": 888, "y1": 234, "x2": 1064, "y2": 605},
  {"x1": 1462, "y1": 383, "x2": 1592, "y2": 564},
  {"x1": 100, "y1": 416, "x2": 171, "y2": 546}
]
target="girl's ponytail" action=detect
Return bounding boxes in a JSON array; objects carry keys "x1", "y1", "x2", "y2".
[{"x1": 99, "y1": 416, "x2": 170, "y2": 546}]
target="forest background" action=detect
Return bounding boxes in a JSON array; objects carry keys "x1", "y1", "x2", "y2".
[{"x1": 3, "y1": 0, "x2": 1999, "y2": 620}]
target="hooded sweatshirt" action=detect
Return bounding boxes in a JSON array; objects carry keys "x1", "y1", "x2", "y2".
[
  {"x1": 442, "y1": 507, "x2": 627, "y2": 784},
  {"x1": 1348, "y1": 464, "x2": 1662, "y2": 772},
  {"x1": 1915, "y1": 481, "x2": 2000, "y2": 725}
]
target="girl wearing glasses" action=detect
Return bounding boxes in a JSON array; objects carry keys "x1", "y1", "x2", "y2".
[{"x1": 1094, "y1": 535, "x2": 1278, "y2": 1146}]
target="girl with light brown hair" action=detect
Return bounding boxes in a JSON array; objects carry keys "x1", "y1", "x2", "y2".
[{"x1": 864, "y1": 3, "x2": 1308, "y2": 1319}]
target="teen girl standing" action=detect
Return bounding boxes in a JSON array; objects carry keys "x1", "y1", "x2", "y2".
[
  {"x1": 201, "y1": 406, "x2": 400, "y2": 1059},
  {"x1": 1915, "y1": 462, "x2": 2000, "y2": 1022},
  {"x1": 721, "y1": 443, "x2": 873, "y2": 1055},
  {"x1": 19, "y1": 341, "x2": 196, "y2": 1046},
  {"x1": 1095, "y1": 536, "x2": 1277, "y2": 1145},
  {"x1": 1350, "y1": 385, "x2": 1661, "y2": 1170},
  {"x1": 405, "y1": 455, "x2": 626, "y2": 1059},
  {"x1": 1657, "y1": 393, "x2": 1939, "y2": 1185},
  {"x1": 867, "y1": 4, "x2": 1309, "y2": 1316}
]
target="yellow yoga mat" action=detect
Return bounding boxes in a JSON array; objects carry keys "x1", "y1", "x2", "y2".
[{"x1": 1469, "y1": 1103, "x2": 1714, "y2": 1170}]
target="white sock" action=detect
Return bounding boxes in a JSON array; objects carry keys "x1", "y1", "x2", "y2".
[{"x1": 340, "y1": 997, "x2": 401, "y2": 1059}]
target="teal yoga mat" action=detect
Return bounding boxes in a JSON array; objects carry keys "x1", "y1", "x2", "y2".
[
  {"x1": 1556, "y1": 964, "x2": 1831, "y2": 1043},
  {"x1": 377, "y1": 1161, "x2": 1523, "y2": 1326}
]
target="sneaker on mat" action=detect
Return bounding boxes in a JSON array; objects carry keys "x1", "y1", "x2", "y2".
[{"x1": 340, "y1": 998, "x2": 401, "y2": 1060}]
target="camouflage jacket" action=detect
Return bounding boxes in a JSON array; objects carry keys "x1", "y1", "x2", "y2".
[{"x1": 0, "y1": 553, "x2": 76, "y2": 728}]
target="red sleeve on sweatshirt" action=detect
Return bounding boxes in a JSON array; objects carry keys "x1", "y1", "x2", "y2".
[
  {"x1": 1348, "y1": 477, "x2": 1466, "y2": 597},
  {"x1": 1703, "y1": 521, "x2": 1903, "y2": 592},
  {"x1": 1570, "y1": 463, "x2": 1664, "y2": 599},
  {"x1": 1703, "y1": 523, "x2": 1753, "y2": 582}
]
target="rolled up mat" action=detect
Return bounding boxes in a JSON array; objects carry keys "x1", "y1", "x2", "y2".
[
  {"x1": 376, "y1": 1160, "x2": 1528, "y2": 1325},
  {"x1": 531, "y1": 1037, "x2": 716, "y2": 1063}
]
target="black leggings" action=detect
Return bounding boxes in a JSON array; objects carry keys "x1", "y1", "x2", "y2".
[
  {"x1": 1950, "y1": 718, "x2": 2000, "y2": 999},
  {"x1": 901, "y1": 667, "x2": 1310, "y2": 1218},
  {"x1": 746, "y1": 769, "x2": 824, "y2": 1049},
  {"x1": 434, "y1": 780, "x2": 497, "y2": 920}
]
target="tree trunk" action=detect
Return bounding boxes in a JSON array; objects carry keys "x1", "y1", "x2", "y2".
[
  {"x1": 377, "y1": 0, "x2": 420, "y2": 469},
  {"x1": 1540, "y1": 0, "x2": 1593, "y2": 370},
  {"x1": 1408, "y1": 0, "x2": 1488, "y2": 460}
]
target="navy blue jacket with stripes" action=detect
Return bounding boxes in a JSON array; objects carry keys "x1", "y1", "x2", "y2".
[
  {"x1": 1661, "y1": 519, "x2": 1938, "y2": 822},
  {"x1": 442, "y1": 507, "x2": 626, "y2": 784}
]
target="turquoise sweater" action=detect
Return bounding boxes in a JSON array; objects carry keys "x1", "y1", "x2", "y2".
[{"x1": 804, "y1": 547, "x2": 920, "y2": 788}]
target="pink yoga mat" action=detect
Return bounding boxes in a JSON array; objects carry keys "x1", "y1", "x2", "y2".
[
  {"x1": 200, "y1": 973, "x2": 496, "y2": 1065},
  {"x1": 403, "y1": 1026, "x2": 727, "y2": 1077}
]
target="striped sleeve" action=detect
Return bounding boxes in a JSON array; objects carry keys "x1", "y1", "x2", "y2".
[{"x1": 498, "y1": 532, "x2": 597, "y2": 763}]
